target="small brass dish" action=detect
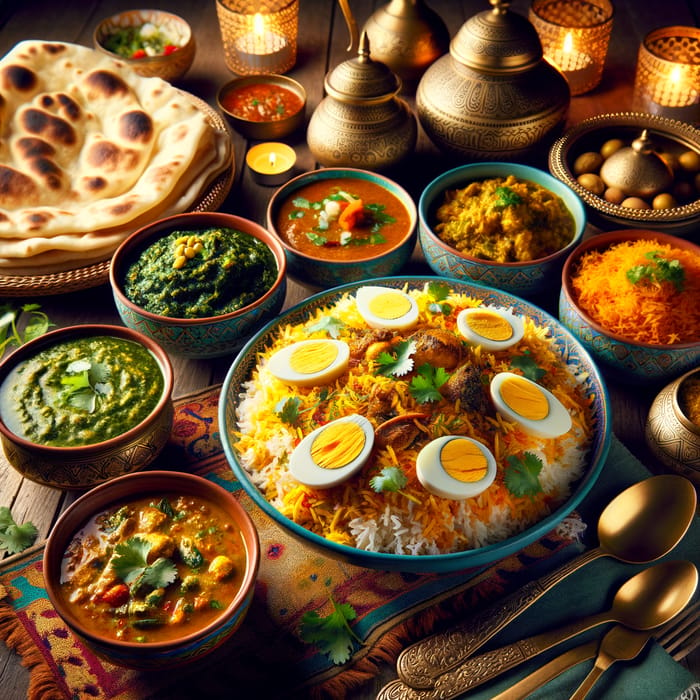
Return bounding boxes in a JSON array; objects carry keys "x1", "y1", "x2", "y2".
[
  {"x1": 549, "y1": 112, "x2": 700, "y2": 237},
  {"x1": 646, "y1": 366, "x2": 700, "y2": 486}
]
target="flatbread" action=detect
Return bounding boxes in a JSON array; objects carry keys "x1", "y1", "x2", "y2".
[{"x1": 0, "y1": 40, "x2": 231, "y2": 272}]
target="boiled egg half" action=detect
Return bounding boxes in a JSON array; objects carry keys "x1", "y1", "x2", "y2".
[
  {"x1": 289, "y1": 414, "x2": 375, "y2": 488},
  {"x1": 355, "y1": 286, "x2": 419, "y2": 331},
  {"x1": 457, "y1": 306, "x2": 525, "y2": 352},
  {"x1": 267, "y1": 339, "x2": 350, "y2": 387},
  {"x1": 416, "y1": 435, "x2": 497, "y2": 500},
  {"x1": 490, "y1": 372, "x2": 572, "y2": 438}
]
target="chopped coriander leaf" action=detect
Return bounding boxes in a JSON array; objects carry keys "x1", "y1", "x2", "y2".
[{"x1": 374, "y1": 339, "x2": 415, "y2": 377}]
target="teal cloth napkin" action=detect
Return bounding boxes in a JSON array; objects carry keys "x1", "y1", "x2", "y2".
[{"x1": 461, "y1": 436, "x2": 699, "y2": 700}]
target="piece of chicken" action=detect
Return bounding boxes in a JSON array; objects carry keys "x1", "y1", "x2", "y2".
[{"x1": 408, "y1": 328, "x2": 464, "y2": 370}]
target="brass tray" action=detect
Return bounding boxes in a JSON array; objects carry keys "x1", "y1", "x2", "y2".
[{"x1": 0, "y1": 93, "x2": 234, "y2": 297}]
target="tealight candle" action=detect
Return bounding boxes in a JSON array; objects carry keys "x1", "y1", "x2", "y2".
[
  {"x1": 246, "y1": 142, "x2": 296, "y2": 186},
  {"x1": 548, "y1": 32, "x2": 597, "y2": 96},
  {"x1": 234, "y1": 12, "x2": 292, "y2": 74}
]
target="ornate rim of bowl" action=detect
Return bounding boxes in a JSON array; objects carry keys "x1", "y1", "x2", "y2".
[
  {"x1": 216, "y1": 74, "x2": 307, "y2": 140},
  {"x1": 109, "y1": 211, "x2": 288, "y2": 328},
  {"x1": 43, "y1": 470, "x2": 260, "y2": 663},
  {"x1": 266, "y1": 167, "x2": 418, "y2": 265},
  {"x1": 419, "y1": 162, "x2": 587, "y2": 269},
  {"x1": 561, "y1": 228, "x2": 700, "y2": 350},
  {"x1": 0, "y1": 323, "x2": 173, "y2": 456},
  {"x1": 549, "y1": 112, "x2": 700, "y2": 229},
  {"x1": 219, "y1": 275, "x2": 611, "y2": 574},
  {"x1": 93, "y1": 9, "x2": 195, "y2": 78}
]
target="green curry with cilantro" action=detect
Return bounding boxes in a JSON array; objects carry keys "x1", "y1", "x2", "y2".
[
  {"x1": 274, "y1": 178, "x2": 411, "y2": 261},
  {"x1": 0, "y1": 335, "x2": 163, "y2": 447},
  {"x1": 59, "y1": 492, "x2": 247, "y2": 644}
]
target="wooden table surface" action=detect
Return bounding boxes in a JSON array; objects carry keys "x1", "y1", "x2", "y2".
[{"x1": 0, "y1": 0, "x2": 698, "y2": 697}]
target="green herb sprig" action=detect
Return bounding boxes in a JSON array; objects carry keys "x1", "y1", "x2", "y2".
[
  {"x1": 0, "y1": 506, "x2": 38, "y2": 555},
  {"x1": 0, "y1": 303, "x2": 53, "y2": 356},
  {"x1": 626, "y1": 250, "x2": 685, "y2": 292},
  {"x1": 504, "y1": 452, "x2": 544, "y2": 499}
]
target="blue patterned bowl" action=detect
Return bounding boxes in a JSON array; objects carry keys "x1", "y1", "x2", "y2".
[
  {"x1": 419, "y1": 162, "x2": 586, "y2": 298},
  {"x1": 43, "y1": 471, "x2": 260, "y2": 669},
  {"x1": 110, "y1": 212, "x2": 287, "y2": 359},
  {"x1": 559, "y1": 229, "x2": 700, "y2": 384},
  {"x1": 266, "y1": 168, "x2": 417, "y2": 289}
]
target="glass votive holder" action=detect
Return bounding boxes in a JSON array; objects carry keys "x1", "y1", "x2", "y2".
[
  {"x1": 529, "y1": 0, "x2": 614, "y2": 96},
  {"x1": 632, "y1": 26, "x2": 700, "y2": 124},
  {"x1": 216, "y1": 0, "x2": 299, "y2": 75}
]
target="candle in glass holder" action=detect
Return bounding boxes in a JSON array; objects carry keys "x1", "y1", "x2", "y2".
[
  {"x1": 548, "y1": 32, "x2": 596, "y2": 95},
  {"x1": 246, "y1": 142, "x2": 296, "y2": 186},
  {"x1": 235, "y1": 13, "x2": 292, "y2": 74}
]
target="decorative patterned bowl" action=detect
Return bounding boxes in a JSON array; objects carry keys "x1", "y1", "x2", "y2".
[
  {"x1": 43, "y1": 470, "x2": 260, "y2": 669},
  {"x1": 559, "y1": 229, "x2": 700, "y2": 384},
  {"x1": 93, "y1": 9, "x2": 196, "y2": 82},
  {"x1": 418, "y1": 162, "x2": 586, "y2": 298},
  {"x1": 110, "y1": 211, "x2": 287, "y2": 359},
  {"x1": 219, "y1": 276, "x2": 611, "y2": 574},
  {"x1": 266, "y1": 168, "x2": 417, "y2": 289},
  {"x1": 0, "y1": 325, "x2": 173, "y2": 489},
  {"x1": 646, "y1": 366, "x2": 700, "y2": 486}
]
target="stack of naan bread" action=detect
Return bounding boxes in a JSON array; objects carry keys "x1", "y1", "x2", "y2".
[{"x1": 0, "y1": 40, "x2": 231, "y2": 275}]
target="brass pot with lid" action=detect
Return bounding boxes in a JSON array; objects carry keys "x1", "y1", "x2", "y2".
[
  {"x1": 306, "y1": 31, "x2": 417, "y2": 171},
  {"x1": 416, "y1": 0, "x2": 570, "y2": 161}
]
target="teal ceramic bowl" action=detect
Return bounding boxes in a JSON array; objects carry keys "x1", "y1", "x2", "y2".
[
  {"x1": 219, "y1": 276, "x2": 611, "y2": 574},
  {"x1": 559, "y1": 229, "x2": 700, "y2": 384},
  {"x1": 419, "y1": 162, "x2": 586, "y2": 297},
  {"x1": 43, "y1": 470, "x2": 260, "y2": 669},
  {"x1": 266, "y1": 167, "x2": 417, "y2": 289},
  {"x1": 110, "y1": 211, "x2": 287, "y2": 359}
]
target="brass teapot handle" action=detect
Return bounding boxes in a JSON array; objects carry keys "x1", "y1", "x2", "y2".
[{"x1": 337, "y1": 0, "x2": 359, "y2": 52}]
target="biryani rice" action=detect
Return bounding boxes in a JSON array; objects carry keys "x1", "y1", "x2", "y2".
[{"x1": 234, "y1": 285, "x2": 594, "y2": 555}]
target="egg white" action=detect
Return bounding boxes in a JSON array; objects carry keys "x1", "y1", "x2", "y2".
[
  {"x1": 490, "y1": 371, "x2": 572, "y2": 438},
  {"x1": 456, "y1": 306, "x2": 525, "y2": 352},
  {"x1": 266, "y1": 339, "x2": 350, "y2": 387},
  {"x1": 355, "y1": 286, "x2": 419, "y2": 331},
  {"x1": 416, "y1": 435, "x2": 497, "y2": 500},
  {"x1": 288, "y1": 414, "x2": 375, "y2": 488}
]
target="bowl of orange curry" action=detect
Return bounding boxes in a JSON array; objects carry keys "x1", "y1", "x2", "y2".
[
  {"x1": 43, "y1": 470, "x2": 260, "y2": 669},
  {"x1": 267, "y1": 167, "x2": 417, "y2": 288}
]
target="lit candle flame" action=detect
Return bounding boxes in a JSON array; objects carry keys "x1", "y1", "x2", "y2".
[
  {"x1": 670, "y1": 64, "x2": 682, "y2": 87},
  {"x1": 253, "y1": 13, "x2": 265, "y2": 40},
  {"x1": 563, "y1": 31, "x2": 573, "y2": 54},
  {"x1": 268, "y1": 152, "x2": 277, "y2": 169}
]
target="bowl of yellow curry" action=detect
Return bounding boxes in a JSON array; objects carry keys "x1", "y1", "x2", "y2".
[
  {"x1": 43, "y1": 470, "x2": 260, "y2": 669},
  {"x1": 0, "y1": 324, "x2": 174, "y2": 489},
  {"x1": 419, "y1": 163, "x2": 586, "y2": 298}
]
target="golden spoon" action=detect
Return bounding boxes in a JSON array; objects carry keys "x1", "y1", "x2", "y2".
[
  {"x1": 378, "y1": 560, "x2": 698, "y2": 700},
  {"x1": 396, "y1": 474, "x2": 697, "y2": 689}
]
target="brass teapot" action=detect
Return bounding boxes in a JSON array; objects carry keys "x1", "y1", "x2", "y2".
[{"x1": 416, "y1": 0, "x2": 570, "y2": 161}]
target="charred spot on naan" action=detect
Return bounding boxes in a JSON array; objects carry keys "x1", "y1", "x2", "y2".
[
  {"x1": 0, "y1": 166, "x2": 41, "y2": 206},
  {"x1": 1, "y1": 64, "x2": 37, "y2": 92},
  {"x1": 83, "y1": 69, "x2": 130, "y2": 99},
  {"x1": 19, "y1": 107, "x2": 77, "y2": 148},
  {"x1": 38, "y1": 93, "x2": 82, "y2": 123},
  {"x1": 119, "y1": 111, "x2": 153, "y2": 144},
  {"x1": 80, "y1": 176, "x2": 108, "y2": 193},
  {"x1": 85, "y1": 140, "x2": 141, "y2": 172}
]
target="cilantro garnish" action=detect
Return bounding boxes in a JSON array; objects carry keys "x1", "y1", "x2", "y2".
[
  {"x1": 0, "y1": 506, "x2": 38, "y2": 555},
  {"x1": 510, "y1": 351, "x2": 546, "y2": 382},
  {"x1": 370, "y1": 466, "x2": 421, "y2": 504},
  {"x1": 275, "y1": 396, "x2": 302, "y2": 425},
  {"x1": 426, "y1": 281, "x2": 452, "y2": 315},
  {"x1": 299, "y1": 594, "x2": 362, "y2": 665},
  {"x1": 306, "y1": 232, "x2": 328, "y2": 246},
  {"x1": 494, "y1": 186, "x2": 524, "y2": 209},
  {"x1": 375, "y1": 339, "x2": 415, "y2": 377},
  {"x1": 61, "y1": 359, "x2": 113, "y2": 413},
  {"x1": 307, "y1": 316, "x2": 345, "y2": 338},
  {"x1": 111, "y1": 536, "x2": 178, "y2": 592},
  {"x1": 344, "y1": 232, "x2": 387, "y2": 246},
  {"x1": 626, "y1": 250, "x2": 685, "y2": 292},
  {"x1": 0, "y1": 302, "x2": 53, "y2": 356},
  {"x1": 504, "y1": 452, "x2": 544, "y2": 499},
  {"x1": 364, "y1": 203, "x2": 396, "y2": 233},
  {"x1": 410, "y1": 364, "x2": 450, "y2": 403}
]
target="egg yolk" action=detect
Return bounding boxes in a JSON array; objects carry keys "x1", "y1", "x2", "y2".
[
  {"x1": 464, "y1": 311, "x2": 513, "y2": 342},
  {"x1": 311, "y1": 421, "x2": 366, "y2": 469},
  {"x1": 289, "y1": 340, "x2": 339, "y2": 375},
  {"x1": 441, "y1": 439, "x2": 489, "y2": 482},
  {"x1": 499, "y1": 375, "x2": 550, "y2": 421},
  {"x1": 367, "y1": 291, "x2": 413, "y2": 320}
]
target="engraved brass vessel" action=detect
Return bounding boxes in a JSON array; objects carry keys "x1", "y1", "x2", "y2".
[{"x1": 416, "y1": 0, "x2": 570, "y2": 161}]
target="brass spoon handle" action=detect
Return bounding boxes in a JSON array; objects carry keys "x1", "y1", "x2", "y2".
[{"x1": 396, "y1": 546, "x2": 606, "y2": 689}]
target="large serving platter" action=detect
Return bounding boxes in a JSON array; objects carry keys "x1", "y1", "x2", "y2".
[
  {"x1": 220, "y1": 276, "x2": 612, "y2": 574},
  {"x1": 0, "y1": 93, "x2": 234, "y2": 297}
]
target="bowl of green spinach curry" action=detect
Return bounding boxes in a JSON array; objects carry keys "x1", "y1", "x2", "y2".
[
  {"x1": 110, "y1": 211, "x2": 287, "y2": 358},
  {"x1": 0, "y1": 324, "x2": 174, "y2": 489}
]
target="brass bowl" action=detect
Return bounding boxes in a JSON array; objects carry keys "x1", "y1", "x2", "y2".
[
  {"x1": 646, "y1": 366, "x2": 700, "y2": 486},
  {"x1": 93, "y1": 9, "x2": 195, "y2": 82},
  {"x1": 217, "y1": 75, "x2": 306, "y2": 140},
  {"x1": 549, "y1": 112, "x2": 700, "y2": 237}
]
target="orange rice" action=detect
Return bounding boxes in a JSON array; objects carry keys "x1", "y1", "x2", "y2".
[{"x1": 234, "y1": 285, "x2": 594, "y2": 555}]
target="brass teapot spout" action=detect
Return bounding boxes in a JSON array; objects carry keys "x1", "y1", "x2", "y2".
[{"x1": 338, "y1": 0, "x2": 360, "y2": 52}]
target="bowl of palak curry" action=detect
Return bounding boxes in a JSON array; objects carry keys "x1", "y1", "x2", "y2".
[
  {"x1": 419, "y1": 162, "x2": 586, "y2": 298},
  {"x1": 267, "y1": 167, "x2": 417, "y2": 289},
  {"x1": 43, "y1": 470, "x2": 260, "y2": 669},
  {"x1": 110, "y1": 211, "x2": 287, "y2": 358},
  {"x1": 0, "y1": 324, "x2": 173, "y2": 489}
]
